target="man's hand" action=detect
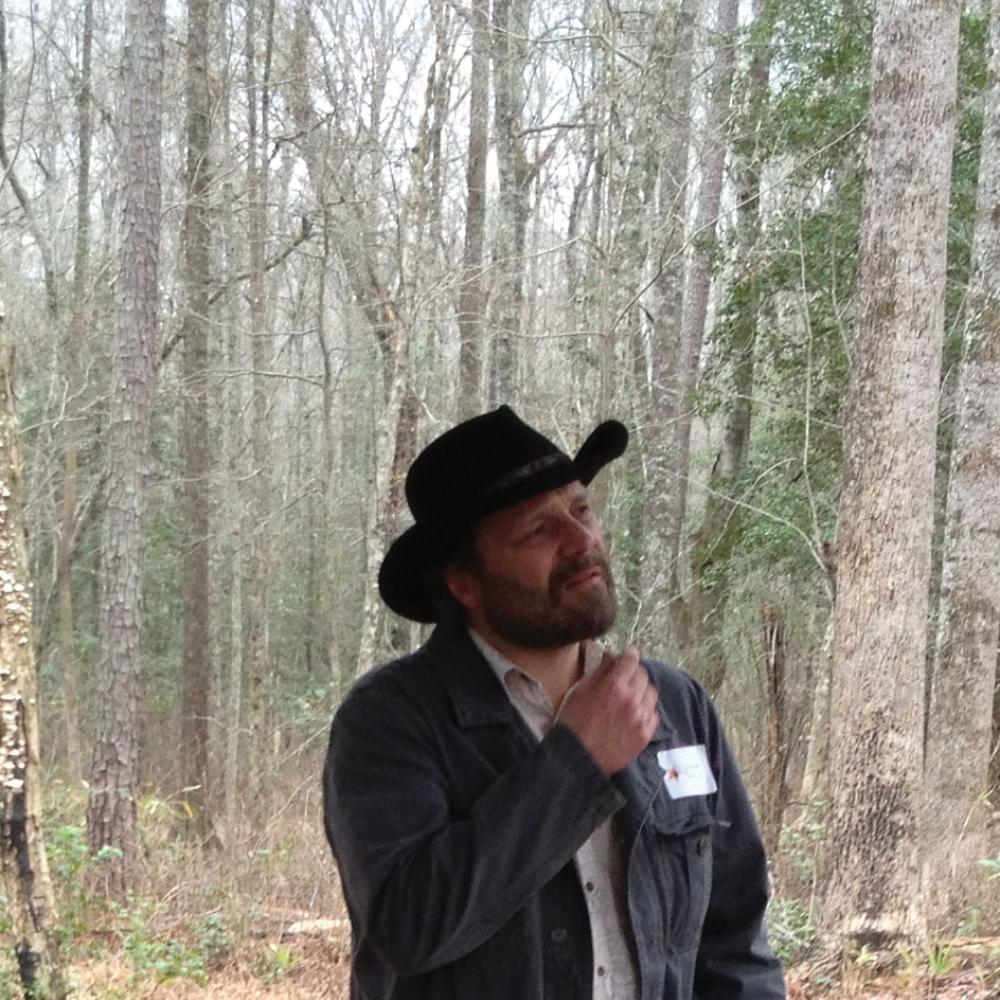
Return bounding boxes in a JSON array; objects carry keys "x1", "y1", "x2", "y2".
[{"x1": 557, "y1": 648, "x2": 659, "y2": 775}]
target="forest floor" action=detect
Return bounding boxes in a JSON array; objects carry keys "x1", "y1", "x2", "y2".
[
  {"x1": 61, "y1": 921, "x2": 1000, "y2": 999},
  {"x1": 29, "y1": 784, "x2": 1000, "y2": 999}
]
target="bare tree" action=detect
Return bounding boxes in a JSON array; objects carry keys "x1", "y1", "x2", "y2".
[
  {"x1": 285, "y1": 0, "x2": 419, "y2": 677},
  {"x1": 0, "y1": 4, "x2": 57, "y2": 319},
  {"x1": 819, "y1": 0, "x2": 961, "y2": 957},
  {"x1": 456, "y1": 1, "x2": 490, "y2": 420},
  {"x1": 686, "y1": 0, "x2": 775, "y2": 696},
  {"x1": 923, "y1": 0, "x2": 1000, "y2": 925},
  {"x1": 55, "y1": 0, "x2": 95, "y2": 785},
  {"x1": 87, "y1": 0, "x2": 165, "y2": 895},
  {"x1": 179, "y1": 0, "x2": 214, "y2": 841},
  {"x1": 638, "y1": 0, "x2": 695, "y2": 655},
  {"x1": 245, "y1": 0, "x2": 275, "y2": 789},
  {"x1": 489, "y1": 0, "x2": 531, "y2": 406},
  {"x1": 671, "y1": 0, "x2": 739, "y2": 572}
]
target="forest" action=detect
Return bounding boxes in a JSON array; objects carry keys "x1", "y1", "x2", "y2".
[{"x1": 0, "y1": 0, "x2": 998, "y2": 995}]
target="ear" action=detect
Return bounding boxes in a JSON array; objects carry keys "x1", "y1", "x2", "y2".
[{"x1": 444, "y1": 564, "x2": 481, "y2": 613}]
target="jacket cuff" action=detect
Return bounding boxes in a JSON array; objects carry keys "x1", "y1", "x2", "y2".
[{"x1": 544, "y1": 721, "x2": 626, "y2": 818}]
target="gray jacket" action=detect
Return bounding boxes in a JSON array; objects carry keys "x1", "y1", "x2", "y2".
[{"x1": 323, "y1": 625, "x2": 786, "y2": 999}]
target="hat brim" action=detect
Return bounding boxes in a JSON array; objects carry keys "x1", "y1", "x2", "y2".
[{"x1": 378, "y1": 419, "x2": 628, "y2": 623}]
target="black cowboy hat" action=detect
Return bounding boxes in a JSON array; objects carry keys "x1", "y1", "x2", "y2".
[{"x1": 378, "y1": 405, "x2": 628, "y2": 622}]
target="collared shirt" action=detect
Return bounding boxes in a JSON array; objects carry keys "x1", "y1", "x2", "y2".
[{"x1": 470, "y1": 629, "x2": 641, "y2": 1000}]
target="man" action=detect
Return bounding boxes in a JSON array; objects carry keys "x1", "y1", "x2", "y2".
[{"x1": 323, "y1": 406, "x2": 786, "y2": 1000}]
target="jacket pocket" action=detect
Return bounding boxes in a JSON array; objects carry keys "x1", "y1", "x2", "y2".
[{"x1": 644, "y1": 798, "x2": 714, "y2": 953}]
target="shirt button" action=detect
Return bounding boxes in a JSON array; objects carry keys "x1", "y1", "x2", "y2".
[
  {"x1": 585, "y1": 880, "x2": 595, "y2": 892},
  {"x1": 550, "y1": 928, "x2": 567, "y2": 943},
  {"x1": 597, "y1": 966, "x2": 606, "y2": 977}
]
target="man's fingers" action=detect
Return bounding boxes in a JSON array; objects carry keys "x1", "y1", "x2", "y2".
[
  {"x1": 561, "y1": 646, "x2": 658, "y2": 774},
  {"x1": 599, "y1": 646, "x2": 639, "y2": 679},
  {"x1": 641, "y1": 683, "x2": 658, "y2": 712},
  {"x1": 641, "y1": 685, "x2": 659, "y2": 731}
]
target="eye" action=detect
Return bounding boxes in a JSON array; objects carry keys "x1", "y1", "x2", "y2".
[{"x1": 518, "y1": 520, "x2": 549, "y2": 543}]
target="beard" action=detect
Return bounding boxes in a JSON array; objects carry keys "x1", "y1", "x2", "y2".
[{"x1": 475, "y1": 551, "x2": 618, "y2": 649}]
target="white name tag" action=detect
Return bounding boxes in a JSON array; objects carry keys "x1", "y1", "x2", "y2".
[{"x1": 657, "y1": 745, "x2": 718, "y2": 799}]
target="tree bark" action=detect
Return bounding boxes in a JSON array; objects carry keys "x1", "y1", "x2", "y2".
[
  {"x1": 179, "y1": 0, "x2": 214, "y2": 842},
  {"x1": 685, "y1": 0, "x2": 772, "y2": 695},
  {"x1": 760, "y1": 602, "x2": 791, "y2": 857},
  {"x1": 800, "y1": 612, "x2": 834, "y2": 804},
  {"x1": 456, "y1": 1, "x2": 489, "y2": 420},
  {"x1": 819, "y1": 0, "x2": 961, "y2": 958},
  {"x1": 1, "y1": 304, "x2": 68, "y2": 1000},
  {"x1": 672, "y1": 0, "x2": 739, "y2": 515},
  {"x1": 87, "y1": 0, "x2": 165, "y2": 897},
  {"x1": 245, "y1": 0, "x2": 275, "y2": 794},
  {"x1": 488, "y1": 0, "x2": 531, "y2": 406},
  {"x1": 57, "y1": 0, "x2": 95, "y2": 785},
  {"x1": 638, "y1": 0, "x2": 695, "y2": 657},
  {"x1": 221, "y1": 172, "x2": 245, "y2": 845},
  {"x1": 923, "y1": 0, "x2": 1000, "y2": 926}
]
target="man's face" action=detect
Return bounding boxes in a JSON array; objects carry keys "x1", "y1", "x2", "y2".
[{"x1": 447, "y1": 481, "x2": 617, "y2": 649}]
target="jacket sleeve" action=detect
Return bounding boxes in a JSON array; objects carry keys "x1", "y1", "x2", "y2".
[
  {"x1": 692, "y1": 685, "x2": 787, "y2": 1000},
  {"x1": 323, "y1": 671, "x2": 622, "y2": 978}
]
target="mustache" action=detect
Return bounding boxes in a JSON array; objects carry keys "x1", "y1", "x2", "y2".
[{"x1": 549, "y1": 552, "x2": 611, "y2": 593}]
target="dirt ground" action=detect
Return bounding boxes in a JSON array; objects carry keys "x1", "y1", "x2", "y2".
[{"x1": 65, "y1": 929, "x2": 1000, "y2": 999}]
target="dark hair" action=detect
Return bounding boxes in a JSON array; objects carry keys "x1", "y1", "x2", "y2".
[{"x1": 423, "y1": 526, "x2": 481, "y2": 626}]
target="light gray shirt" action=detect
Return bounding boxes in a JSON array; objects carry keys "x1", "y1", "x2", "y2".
[{"x1": 470, "y1": 629, "x2": 641, "y2": 1000}]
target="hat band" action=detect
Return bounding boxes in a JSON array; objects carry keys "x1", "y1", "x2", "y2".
[{"x1": 481, "y1": 452, "x2": 570, "y2": 501}]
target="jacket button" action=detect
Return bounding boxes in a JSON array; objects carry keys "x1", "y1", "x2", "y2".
[{"x1": 550, "y1": 928, "x2": 567, "y2": 943}]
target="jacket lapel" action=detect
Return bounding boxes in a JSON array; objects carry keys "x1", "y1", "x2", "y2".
[{"x1": 424, "y1": 625, "x2": 534, "y2": 772}]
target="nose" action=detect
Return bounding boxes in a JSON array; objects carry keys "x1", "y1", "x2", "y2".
[{"x1": 558, "y1": 512, "x2": 600, "y2": 558}]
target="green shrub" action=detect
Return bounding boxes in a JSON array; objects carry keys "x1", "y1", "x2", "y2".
[{"x1": 767, "y1": 897, "x2": 817, "y2": 965}]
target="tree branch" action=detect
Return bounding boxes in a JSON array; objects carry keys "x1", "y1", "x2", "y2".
[{"x1": 158, "y1": 216, "x2": 314, "y2": 365}]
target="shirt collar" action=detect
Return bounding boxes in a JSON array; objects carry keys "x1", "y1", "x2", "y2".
[{"x1": 468, "y1": 627, "x2": 605, "y2": 691}]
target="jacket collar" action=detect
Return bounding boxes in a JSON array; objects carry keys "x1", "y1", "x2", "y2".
[
  {"x1": 424, "y1": 625, "x2": 676, "y2": 745},
  {"x1": 424, "y1": 625, "x2": 517, "y2": 728}
]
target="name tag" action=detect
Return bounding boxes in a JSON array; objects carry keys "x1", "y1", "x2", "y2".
[{"x1": 657, "y1": 745, "x2": 718, "y2": 799}]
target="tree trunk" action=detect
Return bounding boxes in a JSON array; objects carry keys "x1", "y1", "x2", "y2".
[
  {"x1": 315, "y1": 223, "x2": 345, "y2": 694},
  {"x1": 923, "y1": 0, "x2": 1000, "y2": 926},
  {"x1": 673, "y1": 0, "x2": 739, "y2": 485},
  {"x1": 0, "y1": 305, "x2": 68, "y2": 1000},
  {"x1": 685, "y1": 0, "x2": 772, "y2": 695},
  {"x1": 221, "y1": 187, "x2": 245, "y2": 845},
  {"x1": 87, "y1": 0, "x2": 165, "y2": 897},
  {"x1": 285, "y1": 2, "x2": 417, "y2": 677},
  {"x1": 355, "y1": 359, "x2": 412, "y2": 676},
  {"x1": 179, "y1": 0, "x2": 213, "y2": 842},
  {"x1": 456, "y1": 0, "x2": 489, "y2": 420},
  {"x1": 57, "y1": 0, "x2": 95, "y2": 786},
  {"x1": 488, "y1": 0, "x2": 531, "y2": 406},
  {"x1": 800, "y1": 612, "x2": 834, "y2": 804},
  {"x1": 760, "y1": 602, "x2": 790, "y2": 857},
  {"x1": 638, "y1": 0, "x2": 695, "y2": 657},
  {"x1": 819, "y1": 0, "x2": 961, "y2": 958},
  {"x1": 245, "y1": 0, "x2": 275, "y2": 796}
]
